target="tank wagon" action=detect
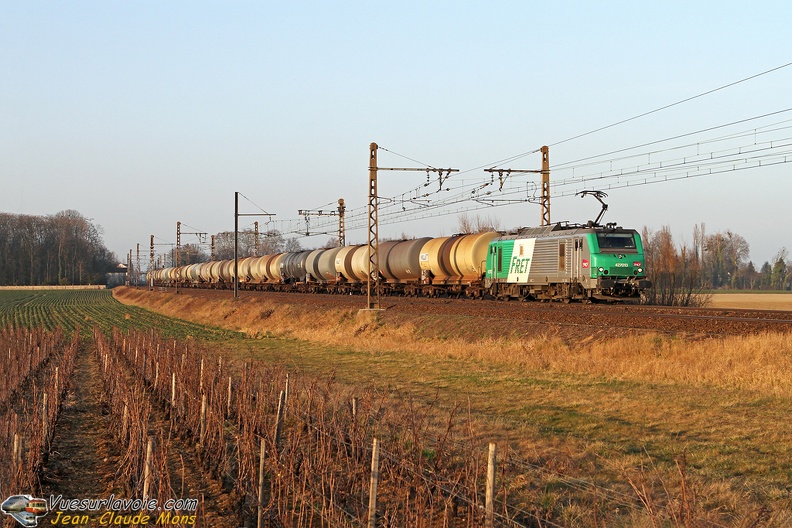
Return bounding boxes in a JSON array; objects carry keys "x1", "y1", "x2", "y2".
[{"x1": 148, "y1": 223, "x2": 651, "y2": 302}]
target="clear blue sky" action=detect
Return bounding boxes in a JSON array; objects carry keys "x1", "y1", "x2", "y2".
[{"x1": 2, "y1": 1, "x2": 790, "y2": 266}]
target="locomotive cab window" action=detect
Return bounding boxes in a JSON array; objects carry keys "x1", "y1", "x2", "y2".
[
  {"x1": 596, "y1": 233, "x2": 637, "y2": 253},
  {"x1": 490, "y1": 245, "x2": 503, "y2": 274}
]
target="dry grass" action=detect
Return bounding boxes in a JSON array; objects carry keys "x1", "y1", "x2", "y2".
[{"x1": 116, "y1": 288, "x2": 792, "y2": 397}]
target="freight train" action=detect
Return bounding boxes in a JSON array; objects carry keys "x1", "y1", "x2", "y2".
[{"x1": 148, "y1": 222, "x2": 651, "y2": 303}]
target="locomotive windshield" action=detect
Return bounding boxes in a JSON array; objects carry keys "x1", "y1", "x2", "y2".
[{"x1": 596, "y1": 232, "x2": 637, "y2": 252}]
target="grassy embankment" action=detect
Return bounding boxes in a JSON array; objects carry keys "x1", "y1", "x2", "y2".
[{"x1": 113, "y1": 287, "x2": 792, "y2": 526}]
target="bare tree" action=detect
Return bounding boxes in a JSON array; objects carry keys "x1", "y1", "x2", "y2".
[
  {"x1": 771, "y1": 248, "x2": 790, "y2": 290},
  {"x1": 283, "y1": 237, "x2": 302, "y2": 252},
  {"x1": 456, "y1": 213, "x2": 502, "y2": 234},
  {"x1": 702, "y1": 231, "x2": 750, "y2": 288},
  {"x1": 642, "y1": 225, "x2": 708, "y2": 306},
  {"x1": 0, "y1": 210, "x2": 116, "y2": 286},
  {"x1": 212, "y1": 229, "x2": 302, "y2": 260}
]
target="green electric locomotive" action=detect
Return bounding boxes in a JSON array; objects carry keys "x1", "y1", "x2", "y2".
[{"x1": 485, "y1": 222, "x2": 651, "y2": 302}]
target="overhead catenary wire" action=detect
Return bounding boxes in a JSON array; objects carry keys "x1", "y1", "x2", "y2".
[
  {"x1": 553, "y1": 121, "x2": 792, "y2": 175},
  {"x1": 237, "y1": 191, "x2": 273, "y2": 216},
  {"x1": 547, "y1": 61, "x2": 792, "y2": 149},
  {"x1": 552, "y1": 137, "x2": 792, "y2": 187},
  {"x1": 276, "y1": 125, "x2": 791, "y2": 241},
  {"x1": 376, "y1": 145, "x2": 439, "y2": 170},
  {"x1": 238, "y1": 62, "x2": 792, "y2": 243},
  {"x1": 141, "y1": 63, "x2": 792, "y2": 248},
  {"x1": 441, "y1": 60, "x2": 792, "y2": 172},
  {"x1": 553, "y1": 107, "x2": 792, "y2": 169},
  {"x1": 390, "y1": 151, "x2": 785, "y2": 219},
  {"x1": 179, "y1": 222, "x2": 205, "y2": 234}
]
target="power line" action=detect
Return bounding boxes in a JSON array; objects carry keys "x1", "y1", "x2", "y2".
[
  {"x1": 237, "y1": 191, "x2": 272, "y2": 215},
  {"x1": 554, "y1": 107, "x2": 792, "y2": 169},
  {"x1": 551, "y1": 136, "x2": 792, "y2": 187},
  {"x1": 229, "y1": 65, "x2": 792, "y2": 243},
  {"x1": 548, "y1": 61, "x2": 792, "y2": 148},
  {"x1": 554, "y1": 120, "x2": 792, "y2": 174},
  {"x1": 376, "y1": 145, "x2": 438, "y2": 169},
  {"x1": 261, "y1": 146, "x2": 791, "y2": 241},
  {"x1": 151, "y1": 62, "x2": 792, "y2": 248},
  {"x1": 292, "y1": 110, "x2": 792, "y2": 239}
]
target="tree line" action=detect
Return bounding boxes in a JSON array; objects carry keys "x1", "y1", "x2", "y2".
[
  {"x1": 162, "y1": 230, "x2": 304, "y2": 268},
  {"x1": 642, "y1": 223, "x2": 791, "y2": 306},
  {"x1": 4, "y1": 208, "x2": 787, "y2": 299},
  {"x1": 0, "y1": 210, "x2": 117, "y2": 286}
]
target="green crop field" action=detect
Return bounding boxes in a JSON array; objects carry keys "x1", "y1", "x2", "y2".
[{"x1": 0, "y1": 289, "x2": 243, "y2": 340}]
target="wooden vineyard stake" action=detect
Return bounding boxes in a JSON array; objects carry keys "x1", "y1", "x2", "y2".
[
  {"x1": 257, "y1": 437, "x2": 266, "y2": 528},
  {"x1": 13, "y1": 433, "x2": 22, "y2": 473},
  {"x1": 485, "y1": 442, "x2": 496, "y2": 528},
  {"x1": 199, "y1": 357, "x2": 204, "y2": 394},
  {"x1": 171, "y1": 372, "x2": 176, "y2": 409},
  {"x1": 42, "y1": 392, "x2": 48, "y2": 451},
  {"x1": 200, "y1": 394, "x2": 207, "y2": 448},
  {"x1": 122, "y1": 403, "x2": 129, "y2": 442},
  {"x1": 226, "y1": 376, "x2": 232, "y2": 419},
  {"x1": 368, "y1": 437, "x2": 380, "y2": 528},
  {"x1": 143, "y1": 438, "x2": 153, "y2": 499},
  {"x1": 274, "y1": 390, "x2": 285, "y2": 452}
]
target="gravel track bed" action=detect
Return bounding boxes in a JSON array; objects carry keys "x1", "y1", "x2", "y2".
[{"x1": 157, "y1": 287, "x2": 792, "y2": 340}]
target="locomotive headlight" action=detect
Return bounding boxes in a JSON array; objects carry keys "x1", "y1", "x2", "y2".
[
  {"x1": 638, "y1": 268, "x2": 643, "y2": 273},
  {"x1": 598, "y1": 267, "x2": 604, "y2": 272}
]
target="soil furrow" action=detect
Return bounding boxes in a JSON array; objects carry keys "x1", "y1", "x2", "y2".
[
  {"x1": 41, "y1": 339, "x2": 241, "y2": 527},
  {"x1": 40, "y1": 343, "x2": 121, "y2": 498}
]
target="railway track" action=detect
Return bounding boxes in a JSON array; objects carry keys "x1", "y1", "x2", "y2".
[{"x1": 151, "y1": 287, "x2": 792, "y2": 339}]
